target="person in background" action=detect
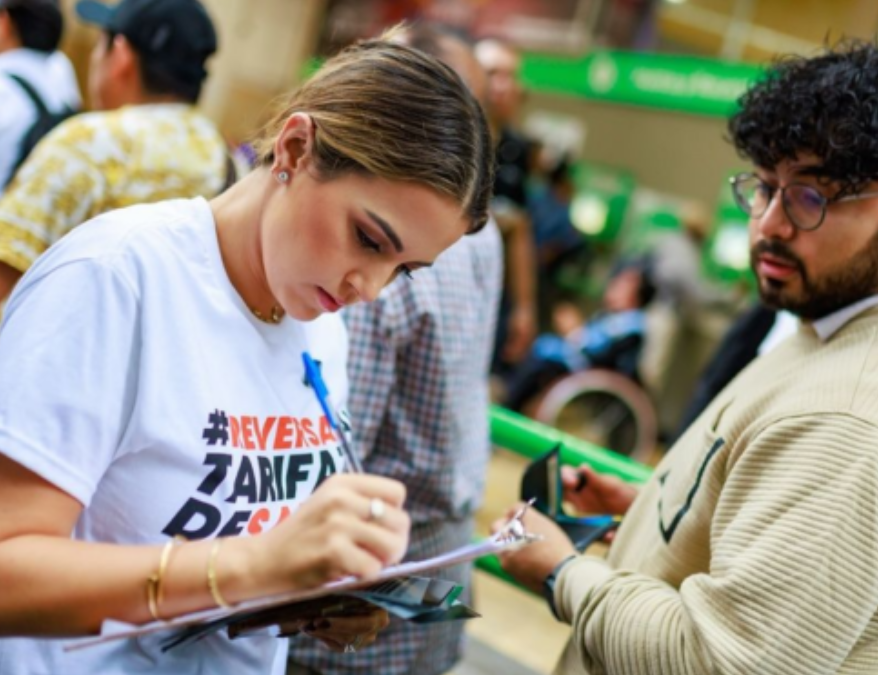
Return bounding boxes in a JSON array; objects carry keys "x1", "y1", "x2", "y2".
[
  {"x1": 0, "y1": 0, "x2": 229, "y2": 303},
  {"x1": 288, "y1": 24, "x2": 503, "y2": 675},
  {"x1": 0, "y1": 31, "x2": 493, "y2": 675},
  {"x1": 650, "y1": 201, "x2": 737, "y2": 312},
  {"x1": 503, "y1": 257, "x2": 655, "y2": 413},
  {"x1": 0, "y1": 0, "x2": 80, "y2": 192},
  {"x1": 475, "y1": 36, "x2": 538, "y2": 376},
  {"x1": 642, "y1": 201, "x2": 744, "y2": 437},
  {"x1": 529, "y1": 153, "x2": 585, "y2": 275},
  {"x1": 527, "y1": 152, "x2": 589, "y2": 327},
  {"x1": 496, "y1": 39, "x2": 878, "y2": 674}
]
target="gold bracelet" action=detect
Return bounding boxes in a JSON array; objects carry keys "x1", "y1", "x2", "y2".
[
  {"x1": 207, "y1": 538, "x2": 232, "y2": 609},
  {"x1": 146, "y1": 536, "x2": 184, "y2": 622}
]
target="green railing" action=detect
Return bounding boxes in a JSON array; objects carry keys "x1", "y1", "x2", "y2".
[
  {"x1": 475, "y1": 406, "x2": 653, "y2": 587},
  {"x1": 489, "y1": 406, "x2": 652, "y2": 483}
]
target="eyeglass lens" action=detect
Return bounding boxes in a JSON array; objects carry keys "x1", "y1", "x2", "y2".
[{"x1": 733, "y1": 176, "x2": 826, "y2": 230}]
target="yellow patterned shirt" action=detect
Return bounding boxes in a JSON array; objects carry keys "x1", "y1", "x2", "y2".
[{"x1": 0, "y1": 103, "x2": 227, "y2": 274}]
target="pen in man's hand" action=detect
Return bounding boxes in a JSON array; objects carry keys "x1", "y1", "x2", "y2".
[{"x1": 302, "y1": 351, "x2": 364, "y2": 474}]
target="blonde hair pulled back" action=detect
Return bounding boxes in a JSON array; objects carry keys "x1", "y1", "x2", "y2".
[{"x1": 254, "y1": 31, "x2": 493, "y2": 232}]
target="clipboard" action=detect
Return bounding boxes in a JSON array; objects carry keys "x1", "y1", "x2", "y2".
[
  {"x1": 520, "y1": 443, "x2": 621, "y2": 551},
  {"x1": 65, "y1": 509, "x2": 540, "y2": 653},
  {"x1": 161, "y1": 576, "x2": 477, "y2": 651}
]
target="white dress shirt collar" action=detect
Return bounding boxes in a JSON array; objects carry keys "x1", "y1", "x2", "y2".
[{"x1": 811, "y1": 295, "x2": 878, "y2": 342}]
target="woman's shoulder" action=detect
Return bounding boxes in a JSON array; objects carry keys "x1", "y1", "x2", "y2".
[{"x1": 25, "y1": 198, "x2": 213, "y2": 284}]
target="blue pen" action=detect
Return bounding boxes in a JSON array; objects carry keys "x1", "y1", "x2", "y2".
[
  {"x1": 302, "y1": 351, "x2": 364, "y2": 474},
  {"x1": 575, "y1": 514, "x2": 621, "y2": 527}
]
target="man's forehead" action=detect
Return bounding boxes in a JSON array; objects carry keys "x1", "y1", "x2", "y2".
[{"x1": 758, "y1": 155, "x2": 824, "y2": 177}]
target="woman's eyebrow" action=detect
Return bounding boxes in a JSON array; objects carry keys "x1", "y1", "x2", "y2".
[{"x1": 365, "y1": 209, "x2": 404, "y2": 253}]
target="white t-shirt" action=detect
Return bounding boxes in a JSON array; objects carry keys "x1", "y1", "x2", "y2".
[
  {"x1": 0, "y1": 48, "x2": 81, "y2": 191},
  {"x1": 0, "y1": 198, "x2": 349, "y2": 675}
]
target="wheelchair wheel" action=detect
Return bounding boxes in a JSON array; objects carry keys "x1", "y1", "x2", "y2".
[{"x1": 534, "y1": 369, "x2": 657, "y2": 463}]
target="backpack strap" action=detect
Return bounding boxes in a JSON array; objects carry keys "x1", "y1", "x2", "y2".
[{"x1": 6, "y1": 73, "x2": 50, "y2": 117}]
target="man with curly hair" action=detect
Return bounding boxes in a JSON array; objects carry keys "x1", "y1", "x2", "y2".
[{"x1": 497, "y1": 40, "x2": 878, "y2": 675}]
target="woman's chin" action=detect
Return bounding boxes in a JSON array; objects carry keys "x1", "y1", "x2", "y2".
[{"x1": 288, "y1": 302, "x2": 325, "y2": 322}]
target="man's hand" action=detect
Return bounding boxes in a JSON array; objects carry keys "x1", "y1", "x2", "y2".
[
  {"x1": 561, "y1": 464, "x2": 639, "y2": 517},
  {"x1": 492, "y1": 505, "x2": 576, "y2": 595}
]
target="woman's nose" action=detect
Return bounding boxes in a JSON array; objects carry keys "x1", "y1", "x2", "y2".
[
  {"x1": 358, "y1": 276, "x2": 384, "y2": 303},
  {"x1": 346, "y1": 267, "x2": 391, "y2": 305}
]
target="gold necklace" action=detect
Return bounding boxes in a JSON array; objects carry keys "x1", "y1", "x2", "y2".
[{"x1": 250, "y1": 305, "x2": 284, "y2": 324}]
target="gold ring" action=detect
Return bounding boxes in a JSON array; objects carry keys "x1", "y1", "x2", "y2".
[{"x1": 368, "y1": 498, "x2": 386, "y2": 522}]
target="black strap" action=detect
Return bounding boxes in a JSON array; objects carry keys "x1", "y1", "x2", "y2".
[{"x1": 6, "y1": 73, "x2": 50, "y2": 116}]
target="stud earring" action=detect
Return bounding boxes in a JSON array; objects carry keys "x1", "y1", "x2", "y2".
[{"x1": 276, "y1": 170, "x2": 290, "y2": 184}]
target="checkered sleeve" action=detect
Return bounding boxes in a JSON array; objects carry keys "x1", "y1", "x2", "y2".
[{"x1": 342, "y1": 279, "x2": 417, "y2": 462}]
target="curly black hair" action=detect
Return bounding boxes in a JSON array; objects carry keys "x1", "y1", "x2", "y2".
[{"x1": 729, "y1": 39, "x2": 878, "y2": 197}]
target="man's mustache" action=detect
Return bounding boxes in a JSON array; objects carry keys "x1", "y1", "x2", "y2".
[{"x1": 751, "y1": 240, "x2": 805, "y2": 275}]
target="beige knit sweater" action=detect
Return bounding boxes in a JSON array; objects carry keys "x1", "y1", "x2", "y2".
[{"x1": 553, "y1": 309, "x2": 878, "y2": 675}]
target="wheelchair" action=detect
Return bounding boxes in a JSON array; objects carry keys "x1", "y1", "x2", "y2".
[{"x1": 532, "y1": 367, "x2": 657, "y2": 464}]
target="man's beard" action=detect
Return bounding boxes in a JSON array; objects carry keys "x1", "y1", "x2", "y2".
[{"x1": 750, "y1": 229, "x2": 878, "y2": 320}]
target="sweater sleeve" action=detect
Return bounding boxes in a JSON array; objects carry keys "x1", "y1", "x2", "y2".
[{"x1": 555, "y1": 413, "x2": 878, "y2": 675}]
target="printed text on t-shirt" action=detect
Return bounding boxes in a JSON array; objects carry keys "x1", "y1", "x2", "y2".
[{"x1": 162, "y1": 410, "x2": 346, "y2": 540}]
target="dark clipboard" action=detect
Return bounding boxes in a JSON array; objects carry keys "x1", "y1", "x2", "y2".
[
  {"x1": 161, "y1": 576, "x2": 478, "y2": 651},
  {"x1": 520, "y1": 444, "x2": 620, "y2": 552}
]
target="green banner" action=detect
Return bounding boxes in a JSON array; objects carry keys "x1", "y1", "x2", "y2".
[{"x1": 521, "y1": 51, "x2": 764, "y2": 118}]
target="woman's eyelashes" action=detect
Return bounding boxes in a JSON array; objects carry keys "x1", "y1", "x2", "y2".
[
  {"x1": 355, "y1": 226, "x2": 381, "y2": 252},
  {"x1": 356, "y1": 225, "x2": 415, "y2": 281}
]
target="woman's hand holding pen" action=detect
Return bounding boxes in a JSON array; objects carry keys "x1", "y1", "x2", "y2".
[
  {"x1": 245, "y1": 474, "x2": 410, "y2": 598},
  {"x1": 560, "y1": 464, "x2": 639, "y2": 517}
]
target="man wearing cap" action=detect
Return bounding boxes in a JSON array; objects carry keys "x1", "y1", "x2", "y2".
[
  {"x1": 0, "y1": 0, "x2": 228, "y2": 303},
  {"x1": 0, "y1": 0, "x2": 80, "y2": 192},
  {"x1": 474, "y1": 37, "x2": 538, "y2": 379}
]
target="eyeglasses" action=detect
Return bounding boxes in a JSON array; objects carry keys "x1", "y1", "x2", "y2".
[{"x1": 729, "y1": 172, "x2": 878, "y2": 231}]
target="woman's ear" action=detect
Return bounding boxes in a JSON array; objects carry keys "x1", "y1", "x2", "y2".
[{"x1": 272, "y1": 113, "x2": 315, "y2": 177}]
